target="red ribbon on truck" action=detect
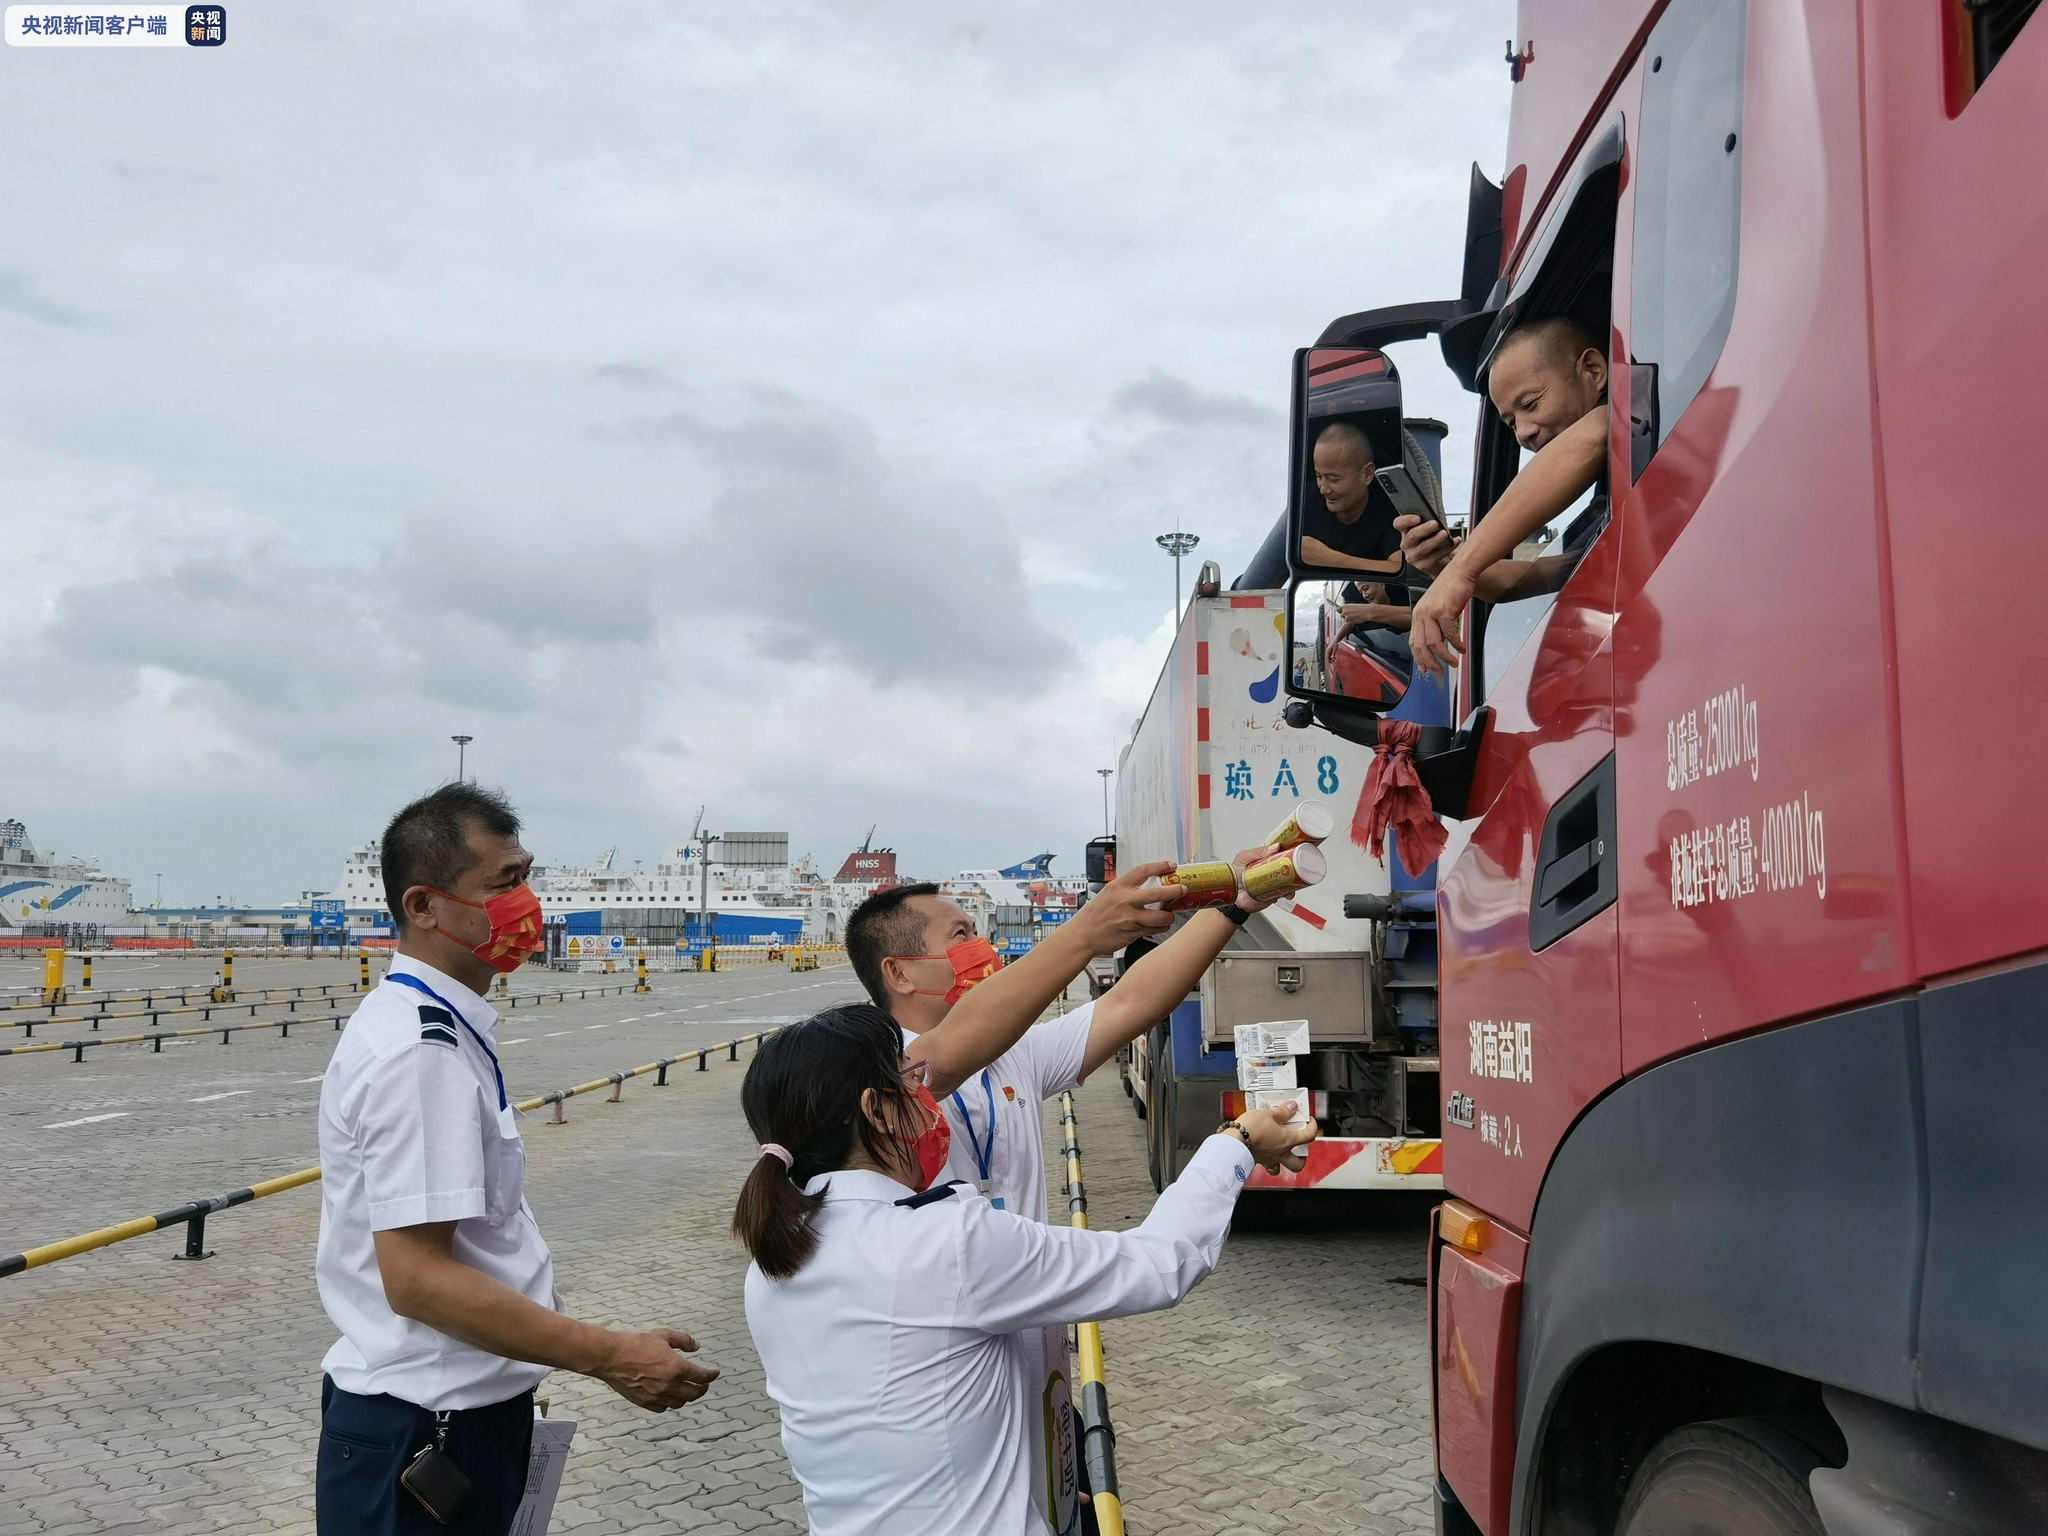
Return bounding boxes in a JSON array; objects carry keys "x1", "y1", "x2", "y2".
[{"x1": 1350, "y1": 718, "x2": 1448, "y2": 879}]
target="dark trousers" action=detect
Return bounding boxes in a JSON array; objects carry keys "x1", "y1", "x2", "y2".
[{"x1": 317, "y1": 1376, "x2": 535, "y2": 1536}]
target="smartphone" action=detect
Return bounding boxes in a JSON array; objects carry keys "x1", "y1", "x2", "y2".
[{"x1": 1375, "y1": 462, "x2": 1442, "y2": 528}]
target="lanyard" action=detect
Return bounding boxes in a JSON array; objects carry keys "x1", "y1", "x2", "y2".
[
  {"x1": 385, "y1": 971, "x2": 508, "y2": 1111},
  {"x1": 949, "y1": 1070, "x2": 997, "y2": 1182}
]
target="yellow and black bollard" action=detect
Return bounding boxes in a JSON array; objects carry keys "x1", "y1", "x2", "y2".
[
  {"x1": 495, "y1": 972, "x2": 509, "y2": 1001},
  {"x1": 80, "y1": 953, "x2": 93, "y2": 991},
  {"x1": 1060, "y1": 1091, "x2": 1126, "y2": 1536},
  {"x1": 359, "y1": 951, "x2": 370, "y2": 991},
  {"x1": 211, "y1": 950, "x2": 236, "y2": 1004},
  {"x1": 41, "y1": 946, "x2": 67, "y2": 1008},
  {"x1": 635, "y1": 951, "x2": 649, "y2": 994}
]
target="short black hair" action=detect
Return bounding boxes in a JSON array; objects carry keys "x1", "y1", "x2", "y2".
[
  {"x1": 1496, "y1": 314, "x2": 1602, "y2": 376},
  {"x1": 381, "y1": 783, "x2": 521, "y2": 931},
  {"x1": 845, "y1": 882, "x2": 941, "y2": 1009}
]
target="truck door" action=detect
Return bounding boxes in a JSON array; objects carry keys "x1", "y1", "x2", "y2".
[
  {"x1": 1611, "y1": 0, "x2": 1911, "y2": 1075},
  {"x1": 1437, "y1": 93, "x2": 1637, "y2": 1234}
]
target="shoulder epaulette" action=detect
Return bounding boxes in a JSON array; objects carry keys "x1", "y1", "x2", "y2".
[
  {"x1": 417, "y1": 1004, "x2": 459, "y2": 1048},
  {"x1": 894, "y1": 1180, "x2": 967, "y2": 1209}
]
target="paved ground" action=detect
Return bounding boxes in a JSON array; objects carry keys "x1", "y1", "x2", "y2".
[{"x1": 0, "y1": 967, "x2": 1434, "y2": 1534}]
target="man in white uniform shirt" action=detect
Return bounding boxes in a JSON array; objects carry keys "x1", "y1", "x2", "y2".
[
  {"x1": 316, "y1": 783, "x2": 716, "y2": 1535},
  {"x1": 844, "y1": 846, "x2": 1280, "y2": 1530}
]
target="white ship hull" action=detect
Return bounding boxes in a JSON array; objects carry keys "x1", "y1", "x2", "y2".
[{"x1": 0, "y1": 819, "x2": 134, "y2": 931}]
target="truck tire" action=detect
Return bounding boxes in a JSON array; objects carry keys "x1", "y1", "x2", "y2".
[
  {"x1": 1143, "y1": 1024, "x2": 1175, "y2": 1192},
  {"x1": 1615, "y1": 1419, "x2": 1827, "y2": 1536}
]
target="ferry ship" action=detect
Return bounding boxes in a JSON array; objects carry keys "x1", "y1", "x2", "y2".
[
  {"x1": 0, "y1": 819, "x2": 136, "y2": 932},
  {"x1": 329, "y1": 831, "x2": 904, "y2": 944}
]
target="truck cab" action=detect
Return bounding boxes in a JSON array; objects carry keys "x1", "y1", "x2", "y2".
[{"x1": 1279, "y1": 1, "x2": 2048, "y2": 1531}]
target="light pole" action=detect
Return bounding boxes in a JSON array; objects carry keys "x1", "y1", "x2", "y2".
[
  {"x1": 1155, "y1": 530, "x2": 1200, "y2": 622},
  {"x1": 451, "y1": 735, "x2": 473, "y2": 782},
  {"x1": 154, "y1": 873, "x2": 162, "y2": 909},
  {"x1": 1097, "y1": 768, "x2": 1113, "y2": 837},
  {"x1": 698, "y1": 823, "x2": 717, "y2": 969}
]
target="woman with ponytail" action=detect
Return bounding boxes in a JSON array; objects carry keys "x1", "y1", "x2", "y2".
[{"x1": 734, "y1": 1003, "x2": 1315, "y2": 1536}]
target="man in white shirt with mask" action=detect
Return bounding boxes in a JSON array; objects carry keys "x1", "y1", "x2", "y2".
[
  {"x1": 844, "y1": 845, "x2": 1282, "y2": 1531},
  {"x1": 315, "y1": 783, "x2": 717, "y2": 1535}
]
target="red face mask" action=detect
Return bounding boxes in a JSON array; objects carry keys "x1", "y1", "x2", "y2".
[
  {"x1": 910, "y1": 937, "x2": 1003, "y2": 1004},
  {"x1": 427, "y1": 883, "x2": 546, "y2": 974},
  {"x1": 898, "y1": 1081, "x2": 953, "y2": 1191}
]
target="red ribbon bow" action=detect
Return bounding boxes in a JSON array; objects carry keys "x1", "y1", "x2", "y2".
[{"x1": 1350, "y1": 719, "x2": 1449, "y2": 879}]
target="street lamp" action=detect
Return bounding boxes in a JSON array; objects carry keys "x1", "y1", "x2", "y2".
[
  {"x1": 451, "y1": 735, "x2": 473, "y2": 782},
  {"x1": 1155, "y1": 530, "x2": 1200, "y2": 621},
  {"x1": 1097, "y1": 768, "x2": 1113, "y2": 837}
]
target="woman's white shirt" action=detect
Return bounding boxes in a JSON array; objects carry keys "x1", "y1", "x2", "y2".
[{"x1": 744, "y1": 1134, "x2": 1254, "y2": 1536}]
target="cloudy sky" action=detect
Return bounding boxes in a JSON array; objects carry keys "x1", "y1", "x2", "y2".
[{"x1": 1, "y1": 1, "x2": 1514, "y2": 905}]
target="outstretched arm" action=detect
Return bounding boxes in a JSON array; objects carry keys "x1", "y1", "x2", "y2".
[
  {"x1": 375, "y1": 1224, "x2": 717, "y2": 1411},
  {"x1": 1079, "y1": 845, "x2": 1281, "y2": 1079},
  {"x1": 960, "y1": 1109, "x2": 1316, "y2": 1334},
  {"x1": 917, "y1": 861, "x2": 1175, "y2": 1098},
  {"x1": 1407, "y1": 408, "x2": 1606, "y2": 674}
]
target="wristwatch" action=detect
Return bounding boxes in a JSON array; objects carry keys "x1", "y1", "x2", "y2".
[{"x1": 1218, "y1": 903, "x2": 1252, "y2": 927}]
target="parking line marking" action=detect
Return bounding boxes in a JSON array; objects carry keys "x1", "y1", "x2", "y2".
[
  {"x1": 189, "y1": 1090, "x2": 253, "y2": 1103},
  {"x1": 43, "y1": 1112, "x2": 130, "y2": 1129},
  {"x1": 545, "y1": 1030, "x2": 573, "y2": 1038},
  {"x1": 501, "y1": 1038, "x2": 528, "y2": 1046},
  {"x1": 295, "y1": 1075, "x2": 326, "y2": 1083}
]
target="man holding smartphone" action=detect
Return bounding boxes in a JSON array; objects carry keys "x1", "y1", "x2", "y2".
[{"x1": 1297, "y1": 419, "x2": 1408, "y2": 576}]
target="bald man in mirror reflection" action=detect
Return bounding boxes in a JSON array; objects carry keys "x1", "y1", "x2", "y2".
[{"x1": 1299, "y1": 420, "x2": 1408, "y2": 578}]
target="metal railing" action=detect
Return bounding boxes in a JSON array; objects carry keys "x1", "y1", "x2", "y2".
[
  {"x1": 1, "y1": 979, "x2": 363, "y2": 1023},
  {"x1": 0, "y1": 983, "x2": 641, "y2": 1061},
  {"x1": 0, "y1": 1026, "x2": 784, "y2": 1279},
  {"x1": 1059, "y1": 1090, "x2": 1127, "y2": 1536}
]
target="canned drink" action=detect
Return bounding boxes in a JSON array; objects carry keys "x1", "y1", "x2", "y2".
[
  {"x1": 1264, "y1": 800, "x2": 1336, "y2": 852},
  {"x1": 1242, "y1": 843, "x2": 1328, "y2": 901},
  {"x1": 1157, "y1": 860, "x2": 1238, "y2": 910}
]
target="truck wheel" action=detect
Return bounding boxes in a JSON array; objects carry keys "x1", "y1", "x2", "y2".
[
  {"x1": 1143, "y1": 1025, "x2": 1174, "y2": 1192},
  {"x1": 1144, "y1": 1086, "x2": 1162, "y2": 1190},
  {"x1": 1155, "y1": 1051, "x2": 1180, "y2": 1187},
  {"x1": 1615, "y1": 1419, "x2": 1827, "y2": 1536}
]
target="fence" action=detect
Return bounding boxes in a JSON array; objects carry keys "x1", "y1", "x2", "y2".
[
  {"x1": 1059, "y1": 1089, "x2": 1127, "y2": 1536},
  {"x1": 552, "y1": 942, "x2": 847, "y2": 975},
  {"x1": 0, "y1": 982, "x2": 640, "y2": 1061},
  {"x1": 0, "y1": 1025, "x2": 785, "y2": 1278},
  {"x1": 2, "y1": 978, "x2": 362, "y2": 1021}
]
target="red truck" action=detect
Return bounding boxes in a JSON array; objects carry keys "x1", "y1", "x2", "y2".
[{"x1": 1279, "y1": 1, "x2": 2048, "y2": 1531}]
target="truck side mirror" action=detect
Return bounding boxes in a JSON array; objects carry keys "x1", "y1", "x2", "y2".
[
  {"x1": 1288, "y1": 346, "x2": 1412, "y2": 581},
  {"x1": 1286, "y1": 576, "x2": 1412, "y2": 714}
]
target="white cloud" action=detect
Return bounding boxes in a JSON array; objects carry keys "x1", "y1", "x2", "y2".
[{"x1": 0, "y1": 1, "x2": 1513, "y2": 900}]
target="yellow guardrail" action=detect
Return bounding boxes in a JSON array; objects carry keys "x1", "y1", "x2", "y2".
[{"x1": 1059, "y1": 1090, "x2": 1126, "y2": 1536}]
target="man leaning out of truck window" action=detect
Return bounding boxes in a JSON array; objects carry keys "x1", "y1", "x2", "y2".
[{"x1": 1402, "y1": 314, "x2": 1613, "y2": 674}]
